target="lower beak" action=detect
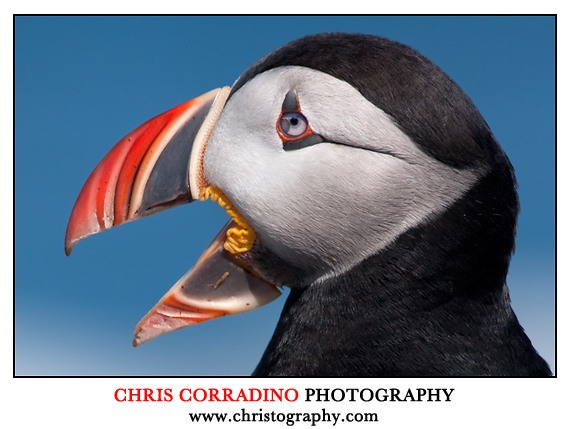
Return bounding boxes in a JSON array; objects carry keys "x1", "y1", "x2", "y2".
[
  {"x1": 65, "y1": 87, "x2": 281, "y2": 345},
  {"x1": 133, "y1": 221, "x2": 281, "y2": 346}
]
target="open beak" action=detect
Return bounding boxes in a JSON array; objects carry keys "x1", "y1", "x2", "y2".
[{"x1": 65, "y1": 87, "x2": 281, "y2": 345}]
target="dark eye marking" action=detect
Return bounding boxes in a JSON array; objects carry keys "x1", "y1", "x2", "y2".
[
  {"x1": 276, "y1": 90, "x2": 324, "y2": 151},
  {"x1": 282, "y1": 90, "x2": 299, "y2": 112}
]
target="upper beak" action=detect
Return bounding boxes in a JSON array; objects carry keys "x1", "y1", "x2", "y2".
[
  {"x1": 65, "y1": 87, "x2": 281, "y2": 345},
  {"x1": 65, "y1": 87, "x2": 229, "y2": 255}
]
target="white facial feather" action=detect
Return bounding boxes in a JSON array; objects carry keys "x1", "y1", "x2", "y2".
[{"x1": 204, "y1": 66, "x2": 484, "y2": 284}]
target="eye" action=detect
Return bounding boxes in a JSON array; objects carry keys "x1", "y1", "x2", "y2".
[
  {"x1": 279, "y1": 112, "x2": 308, "y2": 138},
  {"x1": 276, "y1": 91, "x2": 324, "y2": 150}
]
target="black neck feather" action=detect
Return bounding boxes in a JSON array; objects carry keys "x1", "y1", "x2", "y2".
[{"x1": 253, "y1": 164, "x2": 551, "y2": 377}]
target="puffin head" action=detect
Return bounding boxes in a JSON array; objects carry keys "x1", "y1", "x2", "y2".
[
  {"x1": 66, "y1": 33, "x2": 541, "y2": 375},
  {"x1": 204, "y1": 34, "x2": 496, "y2": 285}
]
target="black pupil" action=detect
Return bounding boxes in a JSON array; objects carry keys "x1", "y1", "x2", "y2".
[{"x1": 290, "y1": 116, "x2": 299, "y2": 126}]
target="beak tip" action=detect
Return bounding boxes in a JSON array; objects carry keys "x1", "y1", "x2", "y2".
[
  {"x1": 64, "y1": 227, "x2": 84, "y2": 255},
  {"x1": 64, "y1": 241, "x2": 74, "y2": 256},
  {"x1": 132, "y1": 327, "x2": 150, "y2": 347}
]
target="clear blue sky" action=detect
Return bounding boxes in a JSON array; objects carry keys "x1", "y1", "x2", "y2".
[{"x1": 15, "y1": 16, "x2": 555, "y2": 375}]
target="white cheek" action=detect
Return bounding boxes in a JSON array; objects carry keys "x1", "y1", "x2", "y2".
[{"x1": 244, "y1": 146, "x2": 416, "y2": 272}]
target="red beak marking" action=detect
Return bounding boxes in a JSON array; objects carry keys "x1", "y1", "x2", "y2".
[{"x1": 65, "y1": 88, "x2": 229, "y2": 255}]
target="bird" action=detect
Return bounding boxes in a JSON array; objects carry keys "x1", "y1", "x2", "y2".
[{"x1": 65, "y1": 33, "x2": 551, "y2": 376}]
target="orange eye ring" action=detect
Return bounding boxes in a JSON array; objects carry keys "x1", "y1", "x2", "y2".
[
  {"x1": 276, "y1": 90, "x2": 323, "y2": 150},
  {"x1": 276, "y1": 111, "x2": 316, "y2": 143}
]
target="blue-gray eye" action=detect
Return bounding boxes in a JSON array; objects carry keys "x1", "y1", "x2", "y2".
[{"x1": 280, "y1": 112, "x2": 308, "y2": 138}]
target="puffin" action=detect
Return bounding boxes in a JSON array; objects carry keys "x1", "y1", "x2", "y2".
[{"x1": 65, "y1": 33, "x2": 551, "y2": 376}]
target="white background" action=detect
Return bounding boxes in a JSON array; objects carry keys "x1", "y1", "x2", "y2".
[{"x1": 4, "y1": 2, "x2": 566, "y2": 428}]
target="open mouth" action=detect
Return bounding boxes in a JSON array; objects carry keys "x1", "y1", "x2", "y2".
[{"x1": 65, "y1": 87, "x2": 281, "y2": 347}]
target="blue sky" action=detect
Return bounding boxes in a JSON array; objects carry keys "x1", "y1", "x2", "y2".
[{"x1": 15, "y1": 16, "x2": 555, "y2": 375}]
